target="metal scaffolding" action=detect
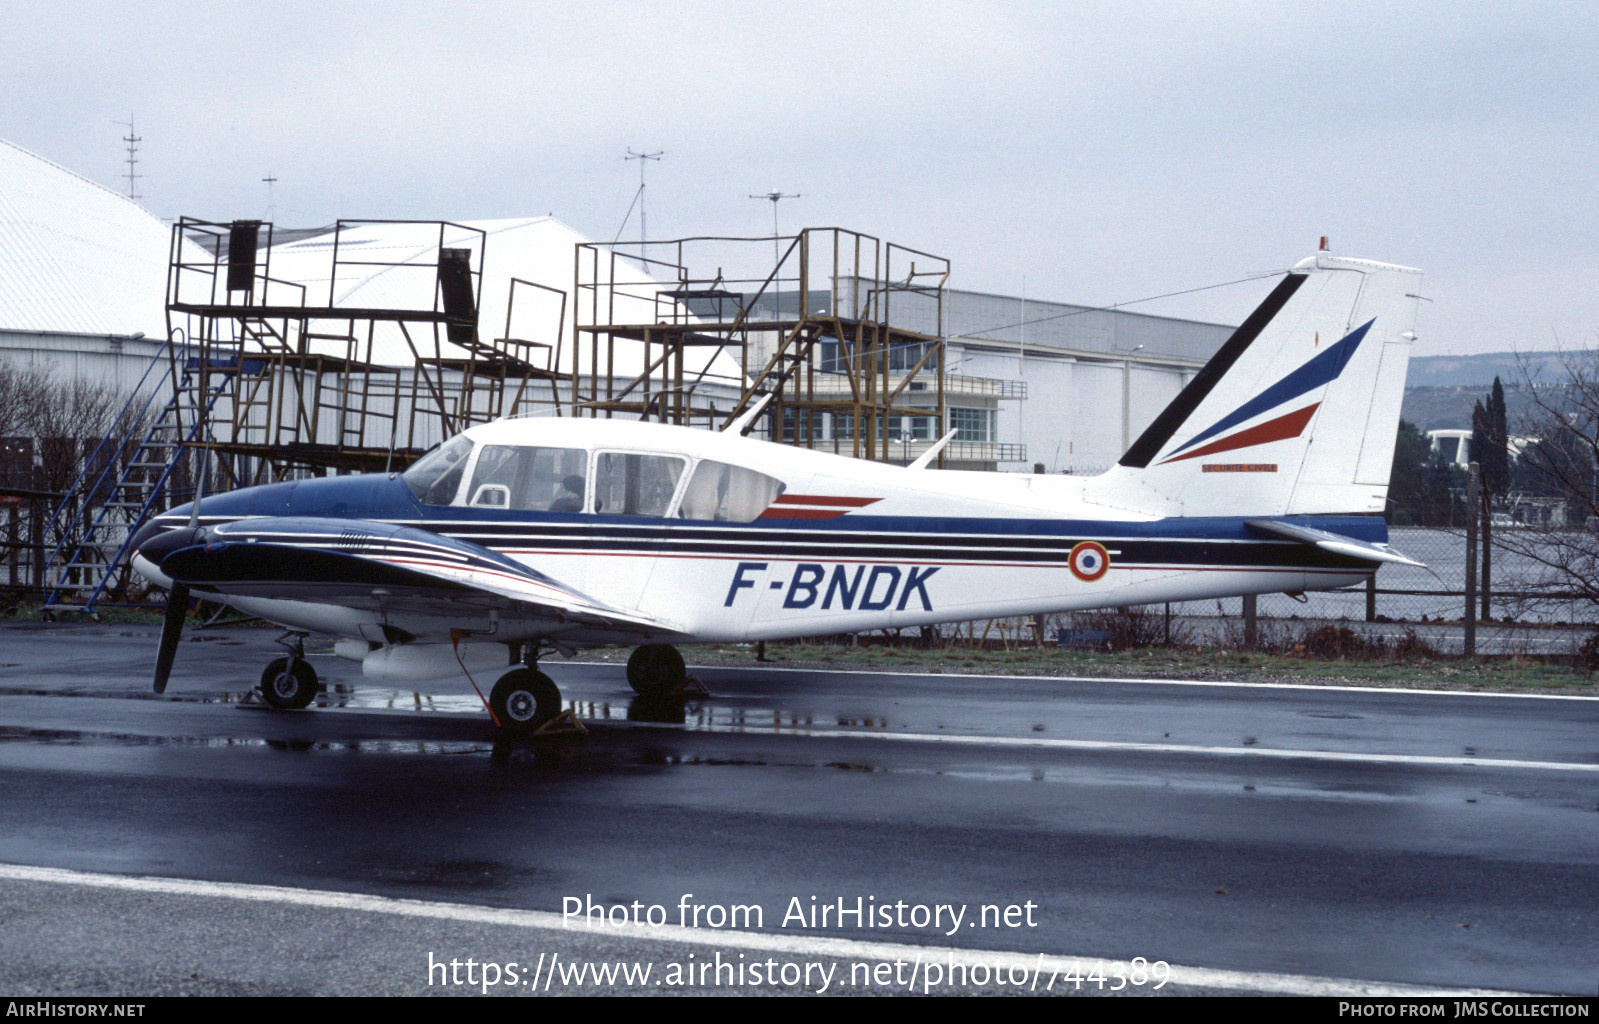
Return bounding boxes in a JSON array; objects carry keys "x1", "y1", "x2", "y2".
[
  {"x1": 573, "y1": 227, "x2": 950, "y2": 463},
  {"x1": 165, "y1": 217, "x2": 565, "y2": 486},
  {"x1": 35, "y1": 217, "x2": 575, "y2": 614}
]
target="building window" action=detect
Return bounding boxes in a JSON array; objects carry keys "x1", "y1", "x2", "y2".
[
  {"x1": 949, "y1": 407, "x2": 993, "y2": 442},
  {"x1": 888, "y1": 341, "x2": 939, "y2": 372},
  {"x1": 885, "y1": 416, "x2": 935, "y2": 441},
  {"x1": 781, "y1": 408, "x2": 823, "y2": 442}
]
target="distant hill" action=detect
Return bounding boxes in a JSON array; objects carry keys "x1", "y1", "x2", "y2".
[
  {"x1": 1400, "y1": 351, "x2": 1588, "y2": 432},
  {"x1": 1407, "y1": 351, "x2": 1574, "y2": 388}
]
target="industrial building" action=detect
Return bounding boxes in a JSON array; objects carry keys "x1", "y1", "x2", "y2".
[
  {"x1": 919, "y1": 289, "x2": 1230, "y2": 474},
  {"x1": 0, "y1": 137, "x2": 174, "y2": 404}
]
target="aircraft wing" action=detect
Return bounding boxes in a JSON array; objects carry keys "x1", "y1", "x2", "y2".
[
  {"x1": 153, "y1": 516, "x2": 686, "y2": 639},
  {"x1": 1244, "y1": 519, "x2": 1426, "y2": 567}
]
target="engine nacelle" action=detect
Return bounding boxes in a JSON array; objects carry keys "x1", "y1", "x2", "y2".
[{"x1": 360, "y1": 642, "x2": 509, "y2": 682}]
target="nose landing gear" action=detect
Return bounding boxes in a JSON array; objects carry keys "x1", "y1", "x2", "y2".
[{"x1": 258, "y1": 632, "x2": 319, "y2": 710}]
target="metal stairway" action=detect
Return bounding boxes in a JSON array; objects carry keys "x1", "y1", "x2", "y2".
[{"x1": 40, "y1": 347, "x2": 257, "y2": 616}]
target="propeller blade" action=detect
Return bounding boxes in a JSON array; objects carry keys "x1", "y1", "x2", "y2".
[{"x1": 152, "y1": 582, "x2": 189, "y2": 694}]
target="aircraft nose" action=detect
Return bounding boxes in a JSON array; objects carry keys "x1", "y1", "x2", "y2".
[{"x1": 131, "y1": 522, "x2": 204, "y2": 567}]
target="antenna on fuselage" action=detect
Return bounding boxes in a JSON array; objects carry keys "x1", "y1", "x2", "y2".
[
  {"x1": 907, "y1": 429, "x2": 958, "y2": 470},
  {"x1": 723, "y1": 392, "x2": 774, "y2": 436}
]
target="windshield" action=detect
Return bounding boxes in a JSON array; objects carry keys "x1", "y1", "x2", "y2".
[{"x1": 402, "y1": 435, "x2": 474, "y2": 505}]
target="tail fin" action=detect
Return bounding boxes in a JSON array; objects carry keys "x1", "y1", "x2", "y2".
[{"x1": 1089, "y1": 252, "x2": 1423, "y2": 517}]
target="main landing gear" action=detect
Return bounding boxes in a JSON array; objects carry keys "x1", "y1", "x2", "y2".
[
  {"x1": 489, "y1": 643, "x2": 584, "y2": 737},
  {"x1": 258, "y1": 632, "x2": 319, "y2": 710},
  {"x1": 490, "y1": 667, "x2": 561, "y2": 733},
  {"x1": 626, "y1": 644, "x2": 706, "y2": 701},
  {"x1": 627, "y1": 644, "x2": 686, "y2": 697}
]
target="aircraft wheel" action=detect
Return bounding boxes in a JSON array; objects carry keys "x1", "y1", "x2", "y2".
[
  {"x1": 490, "y1": 668, "x2": 561, "y2": 734},
  {"x1": 627, "y1": 644, "x2": 685, "y2": 697},
  {"x1": 260, "y1": 657, "x2": 319, "y2": 710}
]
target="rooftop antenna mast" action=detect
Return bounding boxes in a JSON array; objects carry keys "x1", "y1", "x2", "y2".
[
  {"x1": 749, "y1": 189, "x2": 801, "y2": 267},
  {"x1": 262, "y1": 174, "x2": 278, "y2": 222},
  {"x1": 116, "y1": 116, "x2": 142, "y2": 201},
  {"x1": 624, "y1": 148, "x2": 663, "y2": 266}
]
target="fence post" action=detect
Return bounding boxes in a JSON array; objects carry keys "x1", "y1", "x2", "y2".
[
  {"x1": 1243, "y1": 594, "x2": 1257, "y2": 649},
  {"x1": 1480, "y1": 479, "x2": 1492, "y2": 622},
  {"x1": 6, "y1": 504, "x2": 16, "y2": 589},
  {"x1": 1464, "y1": 462, "x2": 1479, "y2": 657},
  {"x1": 1365, "y1": 575, "x2": 1376, "y2": 622},
  {"x1": 29, "y1": 496, "x2": 43, "y2": 596}
]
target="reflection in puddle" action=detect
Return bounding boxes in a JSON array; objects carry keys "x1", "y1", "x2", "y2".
[
  {"x1": 313, "y1": 686, "x2": 485, "y2": 714},
  {"x1": 0, "y1": 724, "x2": 492, "y2": 756},
  {"x1": 8, "y1": 682, "x2": 899, "y2": 740}
]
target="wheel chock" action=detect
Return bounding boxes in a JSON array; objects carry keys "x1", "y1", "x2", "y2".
[
  {"x1": 532, "y1": 709, "x2": 588, "y2": 737},
  {"x1": 680, "y1": 674, "x2": 709, "y2": 697}
]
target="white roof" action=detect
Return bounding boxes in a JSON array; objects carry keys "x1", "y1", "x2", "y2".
[{"x1": 0, "y1": 137, "x2": 173, "y2": 338}]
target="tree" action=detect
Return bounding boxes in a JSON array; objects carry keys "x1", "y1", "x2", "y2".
[
  {"x1": 1387, "y1": 419, "x2": 1464, "y2": 527},
  {"x1": 0, "y1": 359, "x2": 134, "y2": 584},
  {"x1": 1488, "y1": 352, "x2": 1599, "y2": 618},
  {"x1": 1484, "y1": 377, "x2": 1510, "y2": 494},
  {"x1": 0, "y1": 362, "x2": 49, "y2": 487},
  {"x1": 1470, "y1": 379, "x2": 1510, "y2": 619}
]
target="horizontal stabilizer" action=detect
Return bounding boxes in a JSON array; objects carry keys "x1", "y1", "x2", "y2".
[{"x1": 1245, "y1": 519, "x2": 1425, "y2": 567}]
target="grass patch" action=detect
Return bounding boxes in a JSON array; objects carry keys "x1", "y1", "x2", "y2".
[{"x1": 599, "y1": 640, "x2": 1599, "y2": 694}]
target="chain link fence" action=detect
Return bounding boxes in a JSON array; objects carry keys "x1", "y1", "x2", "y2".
[{"x1": 888, "y1": 528, "x2": 1599, "y2": 659}]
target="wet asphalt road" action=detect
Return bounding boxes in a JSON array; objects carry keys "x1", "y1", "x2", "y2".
[{"x1": 0, "y1": 622, "x2": 1596, "y2": 996}]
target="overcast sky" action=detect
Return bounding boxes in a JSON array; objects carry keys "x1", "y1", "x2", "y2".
[{"x1": 4, "y1": 0, "x2": 1595, "y2": 356}]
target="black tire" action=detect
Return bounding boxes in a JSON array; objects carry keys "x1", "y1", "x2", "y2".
[
  {"x1": 626, "y1": 644, "x2": 685, "y2": 697},
  {"x1": 490, "y1": 668, "x2": 561, "y2": 734},
  {"x1": 260, "y1": 657, "x2": 318, "y2": 710}
]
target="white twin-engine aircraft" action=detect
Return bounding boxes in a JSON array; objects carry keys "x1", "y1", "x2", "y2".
[{"x1": 132, "y1": 250, "x2": 1423, "y2": 733}]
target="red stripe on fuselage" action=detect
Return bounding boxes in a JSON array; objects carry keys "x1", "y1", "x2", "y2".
[
  {"x1": 758, "y1": 508, "x2": 849, "y2": 520},
  {"x1": 771, "y1": 495, "x2": 881, "y2": 507}
]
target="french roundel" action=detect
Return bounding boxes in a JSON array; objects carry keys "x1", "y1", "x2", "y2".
[{"x1": 1068, "y1": 541, "x2": 1110, "y2": 583}]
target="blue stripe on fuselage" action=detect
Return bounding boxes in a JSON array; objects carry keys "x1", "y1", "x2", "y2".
[{"x1": 153, "y1": 473, "x2": 1387, "y2": 571}]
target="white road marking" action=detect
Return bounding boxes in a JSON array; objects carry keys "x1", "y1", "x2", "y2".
[
  {"x1": 0, "y1": 863, "x2": 1524, "y2": 997},
  {"x1": 657, "y1": 720, "x2": 1599, "y2": 773}
]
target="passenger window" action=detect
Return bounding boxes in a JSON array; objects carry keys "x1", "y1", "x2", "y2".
[
  {"x1": 468, "y1": 445, "x2": 588, "y2": 512},
  {"x1": 679, "y1": 460, "x2": 786, "y2": 522},
  {"x1": 594, "y1": 452, "x2": 686, "y2": 517}
]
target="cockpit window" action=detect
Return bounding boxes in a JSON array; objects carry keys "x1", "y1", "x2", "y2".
[
  {"x1": 402, "y1": 435, "x2": 474, "y2": 505},
  {"x1": 678, "y1": 460, "x2": 786, "y2": 522},
  {"x1": 467, "y1": 445, "x2": 588, "y2": 512},
  {"x1": 594, "y1": 452, "x2": 686, "y2": 517}
]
